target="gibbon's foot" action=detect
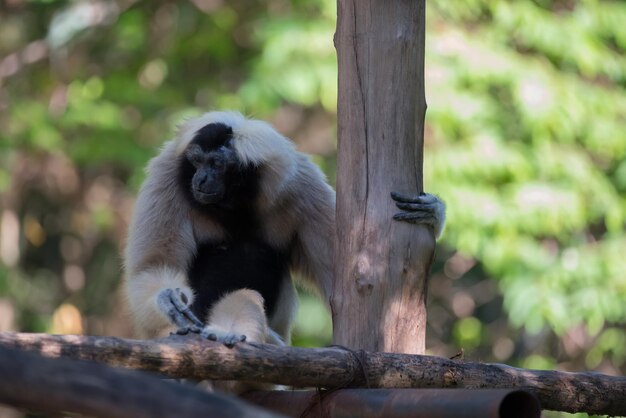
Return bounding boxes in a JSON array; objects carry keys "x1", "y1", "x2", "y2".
[
  {"x1": 200, "y1": 326, "x2": 247, "y2": 349},
  {"x1": 391, "y1": 191, "x2": 446, "y2": 238},
  {"x1": 157, "y1": 288, "x2": 205, "y2": 335}
]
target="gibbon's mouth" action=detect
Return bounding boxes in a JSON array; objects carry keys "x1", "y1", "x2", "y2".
[{"x1": 193, "y1": 188, "x2": 222, "y2": 204}]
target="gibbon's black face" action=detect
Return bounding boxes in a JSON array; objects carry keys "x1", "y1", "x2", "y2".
[{"x1": 180, "y1": 123, "x2": 241, "y2": 205}]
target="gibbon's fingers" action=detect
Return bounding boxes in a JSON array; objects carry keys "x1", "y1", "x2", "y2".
[
  {"x1": 394, "y1": 201, "x2": 438, "y2": 213},
  {"x1": 200, "y1": 326, "x2": 247, "y2": 349},
  {"x1": 393, "y1": 193, "x2": 446, "y2": 239},
  {"x1": 390, "y1": 191, "x2": 427, "y2": 203},
  {"x1": 393, "y1": 211, "x2": 435, "y2": 224},
  {"x1": 171, "y1": 288, "x2": 205, "y2": 328},
  {"x1": 156, "y1": 288, "x2": 203, "y2": 335}
]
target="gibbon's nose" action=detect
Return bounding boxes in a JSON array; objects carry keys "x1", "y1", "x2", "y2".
[
  {"x1": 197, "y1": 171, "x2": 209, "y2": 187},
  {"x1": 193, "y1": 170, "x2": 218, "y2": 194}
]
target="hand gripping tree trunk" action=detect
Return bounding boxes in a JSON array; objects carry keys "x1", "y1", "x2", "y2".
[{"x1": 332, "y1": 0, "x2": 434, "y2": 354}]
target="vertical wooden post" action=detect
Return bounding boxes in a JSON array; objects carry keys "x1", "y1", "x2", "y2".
[{"x1": 332, "y1": 0, "x2": 434, "y2": 354}]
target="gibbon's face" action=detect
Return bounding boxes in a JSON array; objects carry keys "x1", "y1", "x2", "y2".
[{"x1": 181, "y1": 123, "x2": 239, "y2": 205}]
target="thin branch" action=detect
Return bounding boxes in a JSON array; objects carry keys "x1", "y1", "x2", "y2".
[{"x1": 0, "y1": 332, "x2": 625, "y2": 416}]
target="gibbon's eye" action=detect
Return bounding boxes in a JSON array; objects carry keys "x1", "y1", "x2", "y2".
[
  {"x1": 211, "y1": 159, "x2": 224, "y2": 169},
  {"x1": 188, "y1": 152, "x2": 203, "y2": 167}
]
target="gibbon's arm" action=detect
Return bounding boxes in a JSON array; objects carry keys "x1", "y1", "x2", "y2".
[
  {"x1": 286, "y1": 165, "x2": 446, "y2": 305},
  {"x1": 124, "y1": 145, "x2": 201, "y2": 338},
  {"x1": 288, "y1": 158, "x2": 336, "y2": 305}
]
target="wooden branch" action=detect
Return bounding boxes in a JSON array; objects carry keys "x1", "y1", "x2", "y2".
[
  {"x1": 1, "y1": 333, "x2": 625, "y2": 416},
  {"x1": 334, "y1": 0, "x2": 434, "y2": 353},
  {"x1": 0, "y1": 344, "x2": 283, "y2": 418}
]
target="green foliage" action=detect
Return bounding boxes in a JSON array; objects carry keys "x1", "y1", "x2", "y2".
[
  {"x1": 423, "y1": 4, "x2": 625, "y2": 412},
  {"x1": 426, "y1": 0, "x2": 626, "y2": 347}
]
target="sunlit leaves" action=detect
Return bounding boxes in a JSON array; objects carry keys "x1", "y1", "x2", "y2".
[
  {"x1": 453, "y1": 316, "x2": 483, "y2": 349},
  {"x1": 7, "y1": 101, "x2": 63, "y2": 152},
  {"x1": 292, "y1": 293, "x2": 332, "y2": 347},
  {"x1": 242, "y1": 16, "x2": 337, "y2": 111},
  {"x1": 114, "y1": 9, "x2": 146, "y2": 53},
  {"x1": 425, "y1": 1, "x2": 626, "y2": 380}
]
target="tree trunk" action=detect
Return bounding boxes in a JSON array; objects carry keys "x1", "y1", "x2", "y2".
[{"x1": 333, "y1": 0, "x2": 434, "y2": 353}]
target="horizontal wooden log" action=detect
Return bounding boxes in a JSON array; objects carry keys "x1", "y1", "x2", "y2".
[
  {"x1": 0, "y1": 345, "x2": 283, "y2": 418},
  {"x1": 0, "y1": 332, "x2": 625, "y2": 416}
]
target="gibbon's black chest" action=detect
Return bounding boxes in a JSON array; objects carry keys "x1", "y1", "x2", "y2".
[
  {"x1": 180, "y1": 122, "x2": 290, "y2": 322},
  {"x1": 187, "y1": 238, "x2": 289, "y2": 321}
]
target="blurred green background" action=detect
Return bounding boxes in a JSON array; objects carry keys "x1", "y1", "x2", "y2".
[{"x1": 0, "y1": 0, "x2": 625, "y2": 416}]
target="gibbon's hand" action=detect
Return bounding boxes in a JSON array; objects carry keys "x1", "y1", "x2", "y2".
[
  {"x1": 156, "y1": 288, "x2": 205, "y2": 335},
  {"x1": 391, "y1": 192, "x2": 446, "y2": 239},
  {"x1": 200, "y1": 325, "x2": 247, "y2": 349}
]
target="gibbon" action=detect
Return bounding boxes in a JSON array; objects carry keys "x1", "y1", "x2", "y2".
[{"x1": 124, "y1": 111, "x2": 446, "y2": 351}]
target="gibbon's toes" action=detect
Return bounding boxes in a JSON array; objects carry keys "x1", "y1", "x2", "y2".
[
  {"x1": 222, "y1": 334, "x2": 247, "y2": 349},
  {"x1": 200, "y1": 326, "x2": 247, "y2": 348},
  {"x1": 157, "y1": 288, "x2": 205, "y2": 331}
]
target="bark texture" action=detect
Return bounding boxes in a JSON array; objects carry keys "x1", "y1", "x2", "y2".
[
  {"x1": 0, "y1": 344, "x2": 282, "y2": 418},
  {"x1": 334, "y1": 0, "x2": 434, "y2": 353},
  {"x1": 1, "y1": 332, "x2": 625, "y2": 416}
]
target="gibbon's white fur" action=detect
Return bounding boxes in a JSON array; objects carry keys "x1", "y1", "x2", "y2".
[{"x1": 124, "y1": 111, "x2": 335, "y2": 346}]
